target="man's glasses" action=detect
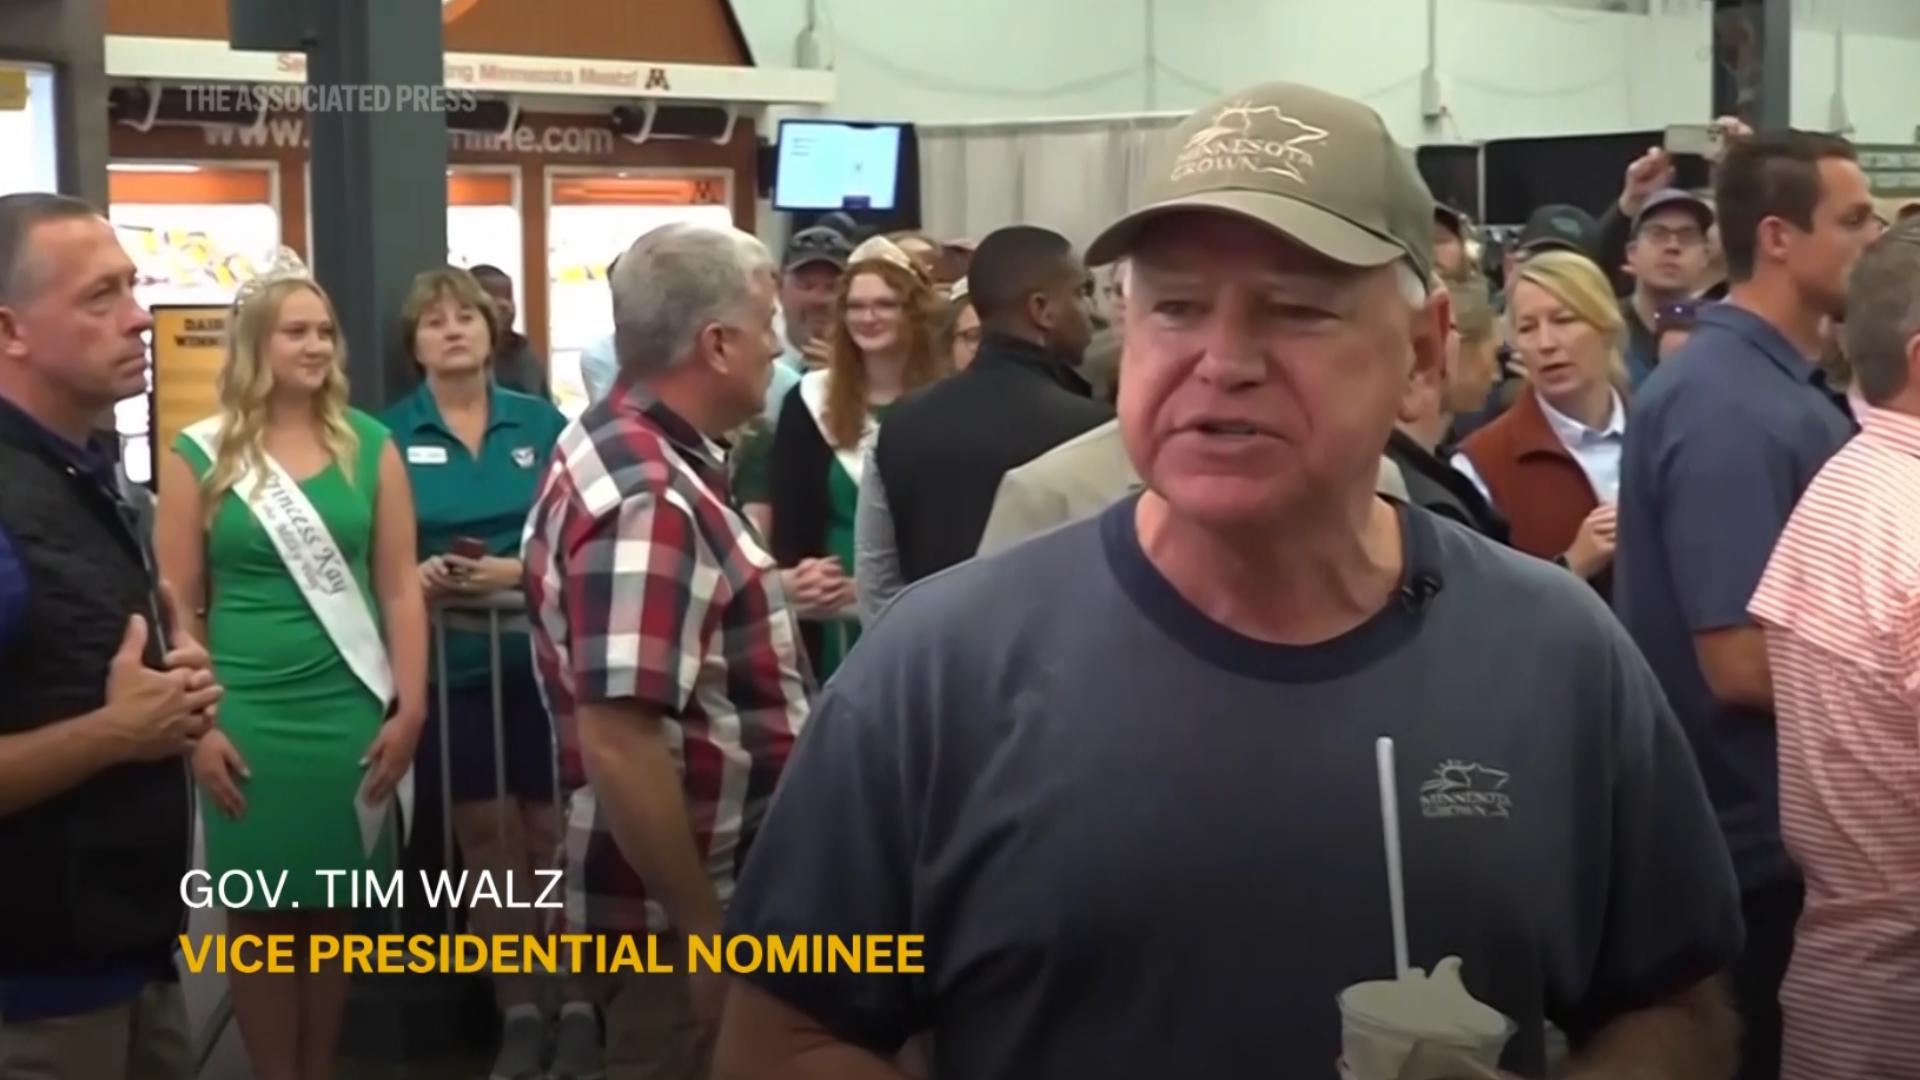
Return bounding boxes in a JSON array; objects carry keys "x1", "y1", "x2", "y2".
[{"x1": 1639, "y1": 225, "x2": 1705, "y2": 248}]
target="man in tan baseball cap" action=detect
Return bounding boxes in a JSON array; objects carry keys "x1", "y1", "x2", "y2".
[
  {"x1": 714, "y1": 82, "x2": 1740, "y2": 1080},
  {"x1": 974, "y1": 81, "x2": 1438, "y2": 551},
  {"x1": 1081, "y1": 80, "x2": 1445, "y2": 542},
  {"x1": 1086, "y1": 83, "x2": 1435, "y2": 277}
]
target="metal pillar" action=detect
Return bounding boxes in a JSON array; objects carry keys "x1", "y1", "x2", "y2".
[
  {"x1": 305, "y1": 0, "x2": 449, "y2": 410},
  {"x1": 1756, "y1": 0, "x2": 1792, "y2": 131},
  {"x1": 1713, "y1": 0, "x2": 1791, "y2": 130}
]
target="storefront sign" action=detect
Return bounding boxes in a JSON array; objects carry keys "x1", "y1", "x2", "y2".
[
  {"x1": 270, "y1": 53, "x2": 673, "y2": 96},
  {"x1": 149, "y1": 305, "x2": 230, "y2": 480},
  {"x1": 1857, "y1": 145, "x2": 1920, "y2": 198},
  {"x1": 105, "y1": 35, "x2": 835, "y2": 106},
  {"x1": 199, "y1": 112, "x2": 621, "y2": 158}
]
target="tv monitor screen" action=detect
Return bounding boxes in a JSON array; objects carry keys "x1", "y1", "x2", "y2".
[{"x1": 775, "y1": 120, "x2": 905, "y2": 212}]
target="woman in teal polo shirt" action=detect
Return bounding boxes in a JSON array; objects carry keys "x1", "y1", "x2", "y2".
[{"x1": 382, "y1": 268, "x2": 592, "y2": 1080}]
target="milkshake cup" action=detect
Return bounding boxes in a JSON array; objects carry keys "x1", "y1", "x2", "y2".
[{"x1": 1335, "y1": 956, "x2": 1514, "y2": 1080}]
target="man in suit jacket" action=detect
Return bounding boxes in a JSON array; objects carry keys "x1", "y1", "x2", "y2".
[{"x1": 856, "y1": 227, "x2": 1111, "y2": 619}]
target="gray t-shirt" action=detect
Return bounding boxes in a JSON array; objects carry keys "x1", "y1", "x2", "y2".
[{"x1": 725, "y1": 496, "x2": 1742, "y2": 1078}]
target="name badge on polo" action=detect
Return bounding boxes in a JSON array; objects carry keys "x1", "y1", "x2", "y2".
[
  {"x1": 407, "y1": 445, "x2": 449, "y2": 466},
  {"x1": 512, "y1": 447, "x2": 536, "y2": 468}
]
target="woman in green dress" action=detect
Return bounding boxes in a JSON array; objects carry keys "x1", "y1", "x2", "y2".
[
  {"x1": 764, "y1": 237, "x2": 946, "y2": 679},
  {"x1": 154, "y1": 266, "x2": 429, "y2": 1080}
]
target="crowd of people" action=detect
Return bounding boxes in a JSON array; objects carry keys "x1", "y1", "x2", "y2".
[{"x1": 0, "y1": 70, "x2": 1916, "y2": 1080}]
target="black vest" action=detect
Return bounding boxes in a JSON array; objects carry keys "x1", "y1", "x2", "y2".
[
  {"x1": 874, "y1": 335, "x2": 1114, "y2": 583},
  {"x1": 0, "y1": 402, "x2": 191, "y2": 976},
  {"x1": 1384, "y1": 429, "x2": 1511, "y2": 546}
]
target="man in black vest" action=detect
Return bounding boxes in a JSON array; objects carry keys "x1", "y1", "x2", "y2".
[
  {"x1": 855, "y1": 226, "x2": 1111, "y2": 620},
  {"x1": 0, "y1": 193, "x2": 223, "y2": 1080}
]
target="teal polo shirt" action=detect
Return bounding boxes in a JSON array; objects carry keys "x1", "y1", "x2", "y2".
[{"x1": 383, "y1": 381, "x2": 567, "y2": 688}]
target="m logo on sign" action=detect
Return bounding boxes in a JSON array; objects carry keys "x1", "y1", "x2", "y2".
[
  {"x1": 1419, "y1": 759, "x2": 1512, "y2": 820},
  {"x1": 1172, "y1": 102, "x2": 1328, "y2": 185},
  {"x1": 645, "y1": 68, "x2": 672, "y2": 92}
]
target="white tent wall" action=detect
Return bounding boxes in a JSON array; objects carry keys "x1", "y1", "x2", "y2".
[
  {"x1": 736, "y1": 1, "x2": 1919, "y2": 147},
  {"x1": 917, "y1": 114, "x2": 1181, "y2": 251},
  {"x1": 1793, "y1": 18, "x2": 1920, "y2": 141},
  {"x1": 735, "y1": 0, "x2": 1717, "y2": 141}
]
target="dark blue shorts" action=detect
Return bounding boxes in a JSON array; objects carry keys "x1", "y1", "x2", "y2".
[{"x1": 422, "y1": 666, "x2": 556, "y2": 804}]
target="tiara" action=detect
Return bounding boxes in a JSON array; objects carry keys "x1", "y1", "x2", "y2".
[
  {"x1": 232, "y1": 246, "x2": 315, "y2": 312},
  {"x1": 847, "y1": 236, "x2": 927, "y2": 283}
]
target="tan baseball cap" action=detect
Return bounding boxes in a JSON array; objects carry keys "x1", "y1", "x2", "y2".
[{"x1": 1086, "y1": 81, "x2": 1435, "y2": 282}]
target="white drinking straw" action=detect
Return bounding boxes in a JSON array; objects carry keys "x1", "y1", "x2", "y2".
[{"x1": 1376, "y1": 735, "x2": 1410, "y2": 978}]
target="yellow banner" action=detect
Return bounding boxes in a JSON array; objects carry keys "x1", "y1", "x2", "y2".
[
  {"x1": 150, "y1": 306, "x2": 229, "y2": 478},
  {"x1": 116, "y1": 223, "x2": 264, "y2": 294},
  {"x1": 0, "y1": 69, "x2": 27, "y2": 112}
]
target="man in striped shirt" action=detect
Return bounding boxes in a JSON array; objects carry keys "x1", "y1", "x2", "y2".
[
  {"x1": 1748, "y1": 217, "x2": 1920, "y2": 1079},
  {"x1": 523, "y1": 222, "x2": 812, "y2": 1080}
]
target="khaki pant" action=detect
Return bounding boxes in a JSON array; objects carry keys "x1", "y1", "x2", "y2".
[
  {"x1": 0, "y1": 981, "x2": 190, "y2": 1080},
  {"x1": 591, "y1": 966, "x2": 711, "y2": 1080}
]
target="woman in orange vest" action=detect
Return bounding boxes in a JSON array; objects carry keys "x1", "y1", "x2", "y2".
[{"x1": 1458, "y1": 251, "x2": 1628, "y2": 596}]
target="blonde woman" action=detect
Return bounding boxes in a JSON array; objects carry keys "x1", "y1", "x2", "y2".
[
  {"x1": 154, "y1": 254, "x2": 428, "y2": 1080},
  {"x1": 1458, "y1": 250, "x2": 1628, "y2": 592}
]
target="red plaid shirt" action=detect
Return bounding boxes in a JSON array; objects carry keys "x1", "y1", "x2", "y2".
[{"x1": 523, "y1": 381, "x2": 811, "y2": 934}]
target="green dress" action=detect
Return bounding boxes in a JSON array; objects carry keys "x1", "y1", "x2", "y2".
[
  {"x1": 176, "y1": 409, "x2": 393, "y2": 909},
  {"x1": 730, "y1": 417, "x2": 774, "y2": 507}
]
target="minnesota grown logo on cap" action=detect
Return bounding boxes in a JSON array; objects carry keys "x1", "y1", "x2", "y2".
[
  {"x1": 1172, "y1": 102, "x2": 1330, "y2": 185},
  {"x1": 1086, "y1": 81, "x2": 1436, "y2": 281}
]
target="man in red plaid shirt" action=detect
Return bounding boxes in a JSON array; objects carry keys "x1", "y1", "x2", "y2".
[{"x1": 522, "y1": 221, "x2": 812, "y2": 1080}]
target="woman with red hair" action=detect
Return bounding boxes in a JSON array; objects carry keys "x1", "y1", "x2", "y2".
[{"x1": 767, "y1": 237, "x2": 945, "y2": 678}]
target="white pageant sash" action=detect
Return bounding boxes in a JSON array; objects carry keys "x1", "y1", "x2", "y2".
[
  {"x1": 184, "y1": 417, "x2": 412, "y2": 853},
  {"x1": 797, "y1": 369, "x2": 877, "y2": 485}
]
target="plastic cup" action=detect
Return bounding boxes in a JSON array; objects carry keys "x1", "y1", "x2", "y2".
[{"x1": 1336, "y1": 987, "x2": 1514, "y2": 1080}]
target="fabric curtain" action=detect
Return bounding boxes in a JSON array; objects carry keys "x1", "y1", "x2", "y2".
[{"x1": 917, "y1": 114, "x2": 1185, "y2": 251}]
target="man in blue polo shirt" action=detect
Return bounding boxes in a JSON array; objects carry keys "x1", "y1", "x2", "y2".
[
  {"x1": 1615, "y1": 131, "x2": 1880, "y2": 1080},
  {"x1": 0, "y1": 193, "x2": 222, "y2": 1078}
]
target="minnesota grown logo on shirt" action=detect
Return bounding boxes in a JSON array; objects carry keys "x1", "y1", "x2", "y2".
[{"x1": 1419, "y1": 760, "x2": 1513, "y2": 820}]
